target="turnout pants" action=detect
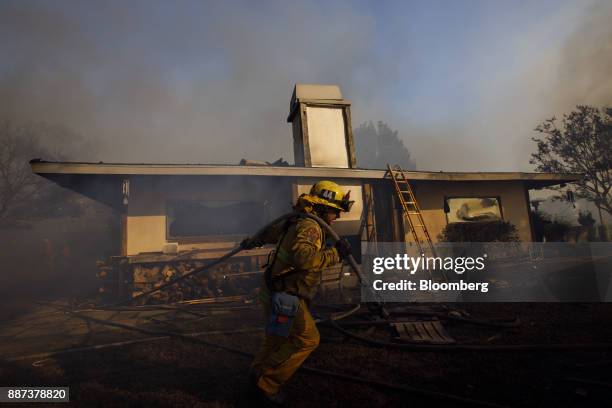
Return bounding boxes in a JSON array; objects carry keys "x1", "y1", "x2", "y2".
[{"x1": 251, "y1": 287, "x2": 320, "y2": 396}]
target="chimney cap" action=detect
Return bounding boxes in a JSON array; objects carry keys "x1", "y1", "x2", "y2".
[
  {"x1": 288, "y1": 83, "x2": 349, "y2": 122},
  {"x1": 292, "y1": 83, "x2": 342, "y2": 102}
]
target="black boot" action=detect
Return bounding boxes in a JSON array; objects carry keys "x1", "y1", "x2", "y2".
[{"x1": 247, "y1": 373, "x2": 286, "y2": 407}]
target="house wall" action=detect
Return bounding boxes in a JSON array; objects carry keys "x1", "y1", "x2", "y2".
[
  {"x1": 126, "y1": 175, "x2": 293, "y2": 255},
  {"x1": 126, "y1": 177, "x2": 166, "y2": 255},
  {"x1": 410, "y1": 180, "x2": 533, "y2": 242},
  {"x1": 125, "y1": 176, "x2": 534, "y2": 255}
]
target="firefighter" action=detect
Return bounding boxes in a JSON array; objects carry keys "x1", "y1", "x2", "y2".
[{"x1": 243, "y1": 180, "x2": 353, "y2": 404}]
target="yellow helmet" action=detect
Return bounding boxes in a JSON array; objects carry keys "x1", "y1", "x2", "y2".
[{"x1": 304, "y1": 180, "x2": 354, "y2": 212}]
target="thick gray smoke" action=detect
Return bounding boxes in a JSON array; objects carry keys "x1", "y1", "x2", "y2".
[
  {"x1": 554, "y1": 2, "x2": 612, "y2": 109},
  {"x1": 0, "y1": 0, "x2": 609, "y2": 170},
  {"x1": 0, "y1": 0, "x2": 396, "y2": 164},
  {"x1": 422, "y1": 0, "x2": 612, "y2": 172}
]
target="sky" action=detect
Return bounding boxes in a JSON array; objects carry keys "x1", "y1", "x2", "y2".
[{"x1": 0, "y1": 0, "x2": 610, "y2": 171}]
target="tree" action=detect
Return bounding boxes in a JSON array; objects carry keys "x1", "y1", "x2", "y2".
[
  {"x1": 0, "y1": 120, "x2": 87, "y2": 223},
  {"x1": 0, "y1": 120, "x2": 48, "y2": 221},
  {"x1": 530, "y1": 105, "x2": 612, "y2": 228},
  {"x1": 354, "y1": 121, "x2": 416, "y2": 170}
]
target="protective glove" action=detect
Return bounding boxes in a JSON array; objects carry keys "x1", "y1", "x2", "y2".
[{"x1": 334, "y1": 238, "x2": 352, "y2": 260}]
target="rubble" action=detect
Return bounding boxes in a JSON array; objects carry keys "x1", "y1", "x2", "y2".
[{"x1": 96, "y1": 257, "x2": 262, "y2": 304}]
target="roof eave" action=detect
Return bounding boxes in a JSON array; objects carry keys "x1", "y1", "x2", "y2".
[{"x1": 29, "y1": 160, "x2": 583, "y2": 184}]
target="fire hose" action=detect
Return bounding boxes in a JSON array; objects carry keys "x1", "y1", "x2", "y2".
[
  {"x1": 15, "y1": 213, "x2": 612, "y2": 407},
  {"x1": 34, "y1": 302, "x2": 510, "y2": 408},
  {"x1": 114, "y1": 211, "x2": 388, "y2": 320},
  {"x1": 98, "y1": 212, "x2": 612, "y2": 351},
  {"x1": 110, "y1": 212, "x2": 296, "y2": 307}
]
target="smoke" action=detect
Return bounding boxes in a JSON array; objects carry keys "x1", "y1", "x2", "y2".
[
  {"x1": 0, "y1": 0, "x2": 395, "y2": 164},
  {"x1": 504, "y1": 0, "x2": 612, "y2": 172},
  {"x1": 423, "y1": 0, "x2": 612, "y2": 172},
  {"x1": 0, "y1": 0, "x2": 610, "y2": 170},
  {"x1": 554, "y1": 2, "x2": 612, "y2": 109}
]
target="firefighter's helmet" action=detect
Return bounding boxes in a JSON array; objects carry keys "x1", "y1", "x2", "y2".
[{"x1": 304, "y1": 180, "x2": 354, "y2": 212}]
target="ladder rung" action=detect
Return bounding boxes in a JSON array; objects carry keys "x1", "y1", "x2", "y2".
[{"x1": 407, "y1": 211, "x2": 421, "y2": 215}]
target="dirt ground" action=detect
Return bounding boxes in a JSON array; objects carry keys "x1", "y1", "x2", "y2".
[{"x1": 1, "y1": 299, "x2": 611, "y2": 408}]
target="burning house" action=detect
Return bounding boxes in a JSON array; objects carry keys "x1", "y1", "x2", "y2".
[{"x1": 30, "y1": 84, "x2": 581, "y2": 302}]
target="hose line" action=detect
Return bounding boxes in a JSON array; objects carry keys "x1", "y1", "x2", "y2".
[
  {"x1": 112, "y1": 211, "x2": 381, "y2": 322},
  {"x1": 111, "y1": 212, "x2": 300, "y2": 307},
  {"x1": 327, "y1": 317, "x2": 612, "y2": 352},
  {"x1": 42, "y1": 303, "x2": 510, "y2": 408}
]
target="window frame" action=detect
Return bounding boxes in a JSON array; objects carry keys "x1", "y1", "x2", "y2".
[
  {"x1": 165, "y1": 198, "x2": 270, "y2": 242},
  {"x1": 443, "y1": 195, "x2": 505, "y2": 225}
]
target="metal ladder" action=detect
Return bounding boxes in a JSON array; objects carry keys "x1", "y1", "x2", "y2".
[{"x1": 386, "y1": 164, "x2": 436, "y2": 257}]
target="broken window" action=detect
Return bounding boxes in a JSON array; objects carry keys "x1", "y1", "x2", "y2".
[
  {"x1": 445, "y1": 197, "x2": 502, "y2": 223},
  {"x1": 167, "y1": 200, "x2": 268, "y2": 238}
]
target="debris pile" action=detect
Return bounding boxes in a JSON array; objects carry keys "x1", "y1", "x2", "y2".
[{"x1": 96, "y1": 258, "x2": 261, "y2": 304}]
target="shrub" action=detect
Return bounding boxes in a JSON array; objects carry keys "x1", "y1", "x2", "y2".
[
  {"x1": 438, "y1": 221, "x2": 520, "y2": 242},
  {"x1": 531, "y1": 210, "x2": 572, "y2": 241},
  {"x1": 577, "y1": 210, "x2": 596, "y2": 227}
]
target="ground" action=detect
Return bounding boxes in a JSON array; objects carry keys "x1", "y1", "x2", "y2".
[
  {"x1": 1, "y1": 300, "x2": 611, "y2": 408},
  {"x1": 0, "y1": 216, "x2": 610, "y2": 406}
]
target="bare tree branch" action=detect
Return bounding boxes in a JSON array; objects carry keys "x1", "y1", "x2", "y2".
[{"x1": 0, "y1": 120, "x2": 53, "y2": 220}]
